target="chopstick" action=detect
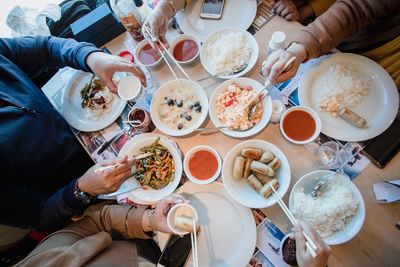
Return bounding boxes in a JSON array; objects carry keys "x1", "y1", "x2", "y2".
[
  {"x1": 191, "y1": 218, "x2": 199, "y2": 267},
  {"x1": 144, "y1": 26, "x2": 191, "y2": 81},
  {"x1": 267, "y1": 181, "x2": 318, "y2": 258},
  {"x1": 239, "y1": 56, "x2": 297, "y2": 112},
  {"x1": 95, "y1": 152, "x2": 153, "y2": 173}
]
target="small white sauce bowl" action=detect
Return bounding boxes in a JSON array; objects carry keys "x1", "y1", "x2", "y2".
[
  {"x1": 183, "y1": 145, "x2": 222, "y2": 185},
  {"x1": 167, "y1": 203, "x2": 198, "y2": 235},
  {"x1": 169, "y1": 34, "x2": 201, "y2": 65},
  {"x1": 280, "y1": 106, "x2": 321, "y2": 145},
  {"x1": 135, "y1": 39, "x2": 164, "y2": 68},
  {"x1": 118, "y1": 75, "x2": 141, "y2": 101}
]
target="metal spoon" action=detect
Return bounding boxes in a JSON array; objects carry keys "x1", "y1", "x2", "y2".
[{"x1": 197, "y1": 63, "x2": 248, "y2": 82}]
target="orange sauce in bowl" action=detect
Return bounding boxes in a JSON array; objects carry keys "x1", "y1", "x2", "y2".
[
  {"x1": 282, "y1": 110, "x2": 316, "y2": 141},
  {"x1": 189, "y1": 150, "x2": 218, "y2": 180},
  {"x1": 173, "y1": 39, "x2": 199, "y2": 62},
  {"x1": 139, "y1": 44, "x2": 161, "y2": 65}
]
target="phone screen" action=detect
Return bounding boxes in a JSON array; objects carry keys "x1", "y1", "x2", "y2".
[
  {"x1": 201, "y1": 0, "x2": 224, "y2": 15},
  {"x1": 158, "y1": 234, "x2": 192, "y2": 267}
]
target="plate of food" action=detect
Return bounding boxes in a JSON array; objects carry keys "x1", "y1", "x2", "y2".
[
  {"x1": 298, "y1": 53, "x2": 399, "y2": 142},
  {"x1": 200, "y1": 27, "x2": 259, "y2": 79},
  {"x1": 118, "y1": 134, "x2": 182, "y2": 204},
  {"x1": 150, "y1": 79, "x2": 208, "y2": 136},
  {"x1": 175, "y1": 0, "x2": 257, "y2": 42},
  {"x1": 158, "y1": 182, "x2": 257, "y2": 267},
  {"x1": 62, "y1": 71, "x2": 126, "y2": 132},
  {"x1": 222, "y1": 140, "x2": 291, "y2": 208},
  {"x1": 209, "y1": 78, "x2": 272, "y2": 138},
  {"x1": 289, "y1": 170, "x2": 365, "y2": 245}
]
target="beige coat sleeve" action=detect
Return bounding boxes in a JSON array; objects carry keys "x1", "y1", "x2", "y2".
[
  {"x1": 293, "y1": 0, "x2": 399, "y2": 59},
  {"x1": 15, "y1": 203, "x2": 150, "y2": 267}
]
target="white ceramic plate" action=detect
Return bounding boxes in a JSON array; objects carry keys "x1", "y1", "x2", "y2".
[
  {"x1": 298, "y1": 53, "x2": 399, "y2": 142},
  {"x1": 118, "y1": 134, "x2": 182, "y2": 204},
  {"x1": 222, "y1": 140, "x2": 291, "y2": 208},
  {"x1": 209, "y1": 78, "x2": 272, "y2": 138},
  {"x1": 289, "y1": 170, "x2": 365, "y2": 245},
  {"x1": 200, "y1": 27, "x2": 259, "y2": 79},
  {"x1": 150, "y1": 79, "x2": 208, "y2": 136},
  {"x1": 61, "y1": 71, "x2": 126, "y2": 132},
  {"x1": 158, "y1": 182, "x2": 257, "y2": 267},
  {"x1": 175, "y1": 0, "x2": 257, "y2": 42}
]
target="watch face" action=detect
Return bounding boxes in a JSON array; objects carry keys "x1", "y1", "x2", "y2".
[{"x1": 74, "y1": 191, "x2": 94, "y2": 205}]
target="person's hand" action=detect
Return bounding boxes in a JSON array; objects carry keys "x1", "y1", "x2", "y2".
[
  {"x1": 294, "y1": 222, "x2": 331, "y2": 267},
  {"x1": 77, "y1": 156, "x2": 135, "y2": 196},
  {"x1": 262, "y1": 42, "x2": 307, "y2": 84},
  {"x1": 86, "y1": 52, "x2": 147, "y2": 93},
  {"x1": 142, "y1": 3, "x2": 171, "y2": 49},
  {"x1": 273, "y1": 0, "x2": 300, "y2": 21},
  {"x1": 142, "y1": 194, "x2": 189, "y2": 233}
]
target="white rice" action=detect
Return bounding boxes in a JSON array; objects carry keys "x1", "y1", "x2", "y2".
[
  {"x1": 86, "y1": 88, "x2": 116, "y2": 120},
  {"x1": 206, "y1": 32, "x2": 252, "y2": 75},
  {"x1": 291, "y1": 177, "x2": 359, "y2": 238},
  {"x1": 319, "y1": 63, "x2": 370, "y2": 116}
]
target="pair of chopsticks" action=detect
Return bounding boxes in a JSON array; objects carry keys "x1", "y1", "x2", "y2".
[
  {"x1": 267, "y1": 181, "x2": 318, "y2": 258},
  {"x1": 144, "y1": 26, "x2": 191, "y2": 84},
  {"x1": 94, "y1": 152, "x2": 153, "y2": 173},
  {"x1": 190, "y1": 218, "x2": 199, "y2": 267},
  {"x1": 239, "y1": 56, "x2": 297, "y2": 113}
]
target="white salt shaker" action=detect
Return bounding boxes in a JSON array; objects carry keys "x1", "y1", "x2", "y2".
[{"x1": 267, "y1": 31, "x2": 286, "y2": 55}]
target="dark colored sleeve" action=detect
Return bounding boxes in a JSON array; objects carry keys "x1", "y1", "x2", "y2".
[
  {"x1": 0, "y1": 36, "x2": 100, "y2": 79},
  {"x1": 0, "y1": 179, "x2": 89, "y2": 231}
]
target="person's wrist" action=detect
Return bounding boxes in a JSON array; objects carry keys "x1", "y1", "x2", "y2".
[
  {"x1": 142, "y1": 209, "x2": 155, "y2": 232},
  {"x1": 158, "y1": 1, "x2": 175, "y2": 19},
  {"x1": 286, "y1": 42, "x2": 308, "y2": 63},
  {"x1": 77, "y1": 177, "x2": 95, "y2": 196}
]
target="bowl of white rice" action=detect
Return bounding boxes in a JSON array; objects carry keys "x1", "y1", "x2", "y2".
[
  {"x1": 200, "y1": 27, "x2": 259, "y2": 79},
  {"x1": 289, "y1": 170, "x2": 365, "y2": 245}
]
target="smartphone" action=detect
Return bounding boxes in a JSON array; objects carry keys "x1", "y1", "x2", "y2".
[
  {"x1": 200, "y1": 0, "x2": 225, "y2": 20},
  {"x1": 158, "y1": 234, "x2": 192, "y2": 267}
]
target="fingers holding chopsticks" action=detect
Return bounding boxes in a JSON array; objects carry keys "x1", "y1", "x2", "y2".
[{"x1": 293, "y1": 222, "x2": 331, "y2": 267}]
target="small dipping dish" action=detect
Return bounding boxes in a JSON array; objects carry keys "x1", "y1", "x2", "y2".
[
  {"x1": 184, "y1": 145, "x2": 222, "y2": 185},
  {"x1": 167, "y1": 203, "x2": 199, "y2": 235},
  {"x1": 135, "y1": 39, "x2": 164, "y2": 68},
  {"x1": 127, "y1": 107, "x2": 152, "y2": 131},
  {"x1": 280, "y1": 106, "x2": 321, "y2": 145},
  {"x1": 169, "y1": 34, "x2": 201, "y2": 64},
  {"x1": 280, "y1": 233, "x2": 298, "y2": 266},
  {"x1": 118, "y1": 50, "x2": 135, "y2": 63},
  {"x1": 118, "y1": 75, "x2": 141, "y2": 101}
]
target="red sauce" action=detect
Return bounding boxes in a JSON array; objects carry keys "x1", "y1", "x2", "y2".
[
  {"x1": 282, "y1": 110, "x2": 316, "y2": 141},
  {"x1": 189, "y1": 150, "x2": 218, "y2": 180},
  {"x1": 139, "y1": 44, "x2": 161, "y2": 65},
  {"x1": 173, "y1": 39, "x2": 199, "y2": 62}
]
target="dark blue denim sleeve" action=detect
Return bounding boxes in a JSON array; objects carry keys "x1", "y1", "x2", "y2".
[{"x1": 0, "y1": 36, "x2": 100, "y2": 77}]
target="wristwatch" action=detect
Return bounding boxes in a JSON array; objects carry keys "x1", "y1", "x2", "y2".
[{"x1": 73, "y1": 180, "x2": 96, "y2": 205}]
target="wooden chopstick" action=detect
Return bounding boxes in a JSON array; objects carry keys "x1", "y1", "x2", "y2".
[
  {"x1": 144, "y1": 26, "x2": 191, "y2": 81},
  {"x1": 240, "y1": 56, "x2": 297, "y2": 112},
  {"x1": 191, "y1": 218, "x2": 198, "y2": 267},
  {"x1": 95, "y1": 152, "x2": 153, "y2": 173},
  {"x1": 267, "y1": 182, "x2": 318, "y2": 257}
]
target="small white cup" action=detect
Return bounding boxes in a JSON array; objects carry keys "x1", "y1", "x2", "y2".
[
  {"x1": 135, "y1": 39, "x2": 164, "y2": 68},
  {"x1": 280, "y1": 106, "x2": 321, "y2": 145},
  {"x1": 167, "y1": 203, "x2": 198, "y2": 235},
  {"x1": 118, "y1": 75, "x2": 141, "y2": 101}
]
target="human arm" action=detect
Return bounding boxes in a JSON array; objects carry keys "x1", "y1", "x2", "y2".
[
  {"x1": 0, "y1": 36, "x2": 146, "y2": 93},
  {"x1": 294, "y1": 222, "x2": 331, "y2": 267},
  {"x1": 263, "y1": 0, "x2": 400, "y2": 83},
  {"x1": 0, "y1": 157, "x2": 135, "y2": 230},
  {"x1": 142, "y1": 0, "x2": 188, "y2": 48}
]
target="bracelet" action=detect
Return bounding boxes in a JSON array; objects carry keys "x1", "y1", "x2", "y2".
[{"x1": 164, "y1": 0, "x2": 177, "y2": 16}]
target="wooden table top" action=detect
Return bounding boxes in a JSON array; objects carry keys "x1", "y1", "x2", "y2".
[{"x1": 106, "y1": 16, "x2": 400, "y2": 267}]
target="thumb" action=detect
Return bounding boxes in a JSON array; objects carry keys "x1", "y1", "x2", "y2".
[
  {"x1": 103, "y1": 75, "x2": 118, "y2": 93},
  {"x1": 293, "y1": 223, "x2": 307, "y2": 256}
]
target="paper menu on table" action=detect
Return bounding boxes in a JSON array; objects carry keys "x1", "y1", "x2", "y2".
[{"x1": 373, "y1": 180, "x2": 400, "y2": 203}]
